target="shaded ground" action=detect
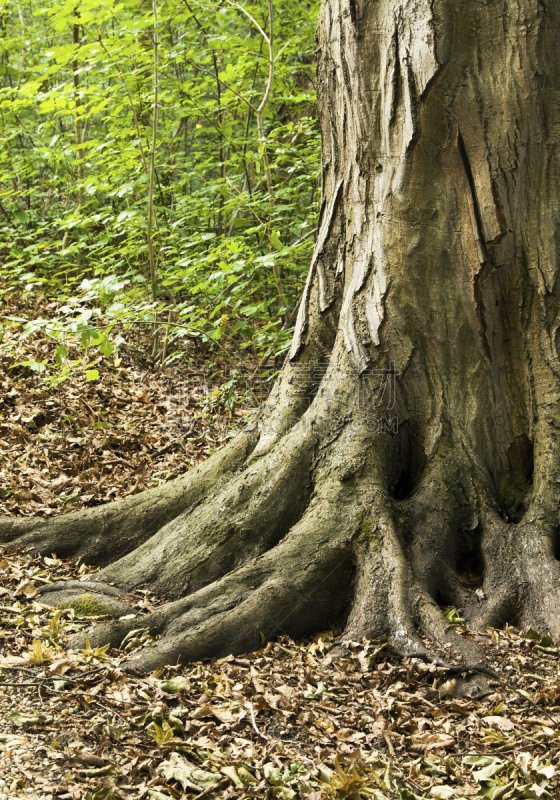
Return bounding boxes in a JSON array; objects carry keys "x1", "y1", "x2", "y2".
[
  {"x1": 0, "y1": 289, "x2": 265, "y2": 517},
  {"x1": 1, "y1": 547, "x2": 560, "y2": 800}
]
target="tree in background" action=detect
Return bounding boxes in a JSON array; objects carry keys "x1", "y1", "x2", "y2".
[
  {"x1": 3, "y1": 0, "x2": 560, "y2": 680},
  {"x1": 0, "y1": 0, "x2": 320, "y2": 362}
]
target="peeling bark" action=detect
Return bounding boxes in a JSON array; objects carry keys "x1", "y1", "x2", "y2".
[{"x1": 3, "y1": 0, "x2": 560, "y2": 679}]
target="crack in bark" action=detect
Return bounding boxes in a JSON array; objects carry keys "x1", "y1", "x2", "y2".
[
  {"x1": 290, "y1": 179, "x2": 344, "y2": 359},
  {"x1": 457, "y1": 130, "x2": 490, "y2": 265}
]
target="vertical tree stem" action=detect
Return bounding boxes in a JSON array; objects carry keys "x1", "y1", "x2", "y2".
[
  {"x1": 212, "y1": 51, "x2": 225, "y2": 236},
  {"x1": 147, "y1": 0, "x2": 159, "y2": 303},
  {"x1": 225, "y1": 0, "x2": 287, "y2": 312},
  {"x1": 72, "y1": 7, "x2": 84, "y2": 207},
  {"x1": 257, "y1": 0, "x2": 287, "y2": 312}
]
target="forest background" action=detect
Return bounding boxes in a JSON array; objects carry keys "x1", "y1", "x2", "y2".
[{"x1": 0, "y1": 0, "x2": 319, "y2": 384}]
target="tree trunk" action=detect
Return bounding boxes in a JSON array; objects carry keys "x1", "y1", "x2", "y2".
[{"x1": 3, "y1": 0, "x2": 560, "y2": 676}]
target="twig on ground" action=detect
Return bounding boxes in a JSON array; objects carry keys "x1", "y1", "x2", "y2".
[{"x1": 248, "y1": 701, "x2": 268, "y2": 740}]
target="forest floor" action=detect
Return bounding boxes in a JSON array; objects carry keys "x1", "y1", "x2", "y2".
[
  {"x1": 0, "y1": 287, "x2": 268, "y2": 518},
  {"x1": 1, "y1": 291, "x2": 560, "y2": 800}
]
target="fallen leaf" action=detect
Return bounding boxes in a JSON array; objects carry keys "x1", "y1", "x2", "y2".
[
  {"x1": 191, "y1": 703, "x2": 237, "y2": 724},
  {"x1": 9, "y1": 712, "x2": 41, "y2": 727},
  {"x1": 157, "y1": 753, "x2": 221, "y2": 791},
  {"x1": 430, "y1": 787, "x2": 456, "y2": 799},
  {"x1": 484, "y1": 715, "x2": 515, "y2": 731},
  {"x1": 14, "y1": 579, "x2": 38, "y2": 597}
]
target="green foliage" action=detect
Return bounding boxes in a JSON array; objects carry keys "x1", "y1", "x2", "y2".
[
  {"x1": 0, "y1": 0, "x2": 320, "y2": 368},
  {"x1": 79, "y1": 634, "x2": 111, "y2": 661},
  {"x1": 443, "y1": 606, "x2": 466, "y2": 625},
  {"x1": 43, "y1": 609, "x2": 65, "y2": 644},
  {"x1": 148, "y1": 720, "x2": 174, "y2": 746}
]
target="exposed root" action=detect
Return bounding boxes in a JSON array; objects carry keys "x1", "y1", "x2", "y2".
[
  {"x1": 469, "y1": 501, "x2": 560, "y2": 639},
  {"x1": 36, "y1": 580, "x2": 134, "y2": 618},
  {"x1": 97, "y1": 417, "x2": 317, "y2": 598},
  {"x1": 3, "y1": 362, "x2": 560, "y2": 676},
  {"x1": 333, "y1": 478, "x2": 492, "y2": 696},
  {"x1": 28, "y1": 417, "x2": 317, "y2": 611},
  {"x1": 414, "y1": 591, "x2": 490, "y2": 696},
  {"x1": 341, "y1": 488, "x2": 420, "y2": 650},
  {"x1": 67, "y1": 478, "x2": 360, "y2": 671},
  {"x1": 0, "y1": 429, "x2": 257, "y2": 565},
  {"x1": 39, "y1": 580, "x2": 124, "y2": 597}
]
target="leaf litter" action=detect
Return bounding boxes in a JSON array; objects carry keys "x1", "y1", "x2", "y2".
[
  {"x1": 1, "y1": 548, "x2": 560, "y2": 800},
  {"x1": 0, "y1": 289, "x2": 266, "y2": 518},
  {"x1": 1, "y1": 290, "x2": 560, "y2": 799}
]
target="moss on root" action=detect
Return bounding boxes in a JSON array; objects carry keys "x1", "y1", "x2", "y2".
[
  {"x1": 57, "y1": 593, "x2": 114, "y2": 617},
  {"x1": 358, "y1": 516, "x2": 380, "y2": 545}
]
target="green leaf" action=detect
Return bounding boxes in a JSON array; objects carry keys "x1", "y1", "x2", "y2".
[
  {"x1": 154, "y1": 677, "x2": 190, "y2": 693},
  {"x1": 263, "y1": 763, "x2": 283, "y2": 785},
  {"x1": 53, "y1": 679, "x2": 73, "y2": 690},
  {"x1": 524, "y1": 627, "x2": 543, "y2": 641},
  {"x1": 399, "y1": 790, "x2": 425, "y2": 800},
  {"x1": 13, "y1": 210, "x2": 30, "y2": 225},
  {"x1": 463, "y1": 756, "x2": 495, "y2": 766},
  {"x1": 303, "y1": 681, "x2": 326, "y2": 700},
  {"x1": 470, "y1": 758, "x2": 506, "y2": 783},
  {"x1": 444, "y1": 607, "x2": 465, "y2": 624},
  {"x1": 54, "y1": 344, "x2": 68, "y2": 366},
  {"x1": 85, "y1": 369, "x2": 100, "y2": 381},
  {"x1": 9, "y1": 712, "x2": 41, "y2": 727},
  {"x1": 149, "y1": 721, "x2": 174, "y2": 746}
]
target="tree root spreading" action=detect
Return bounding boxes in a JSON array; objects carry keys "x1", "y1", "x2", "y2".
[
  {"x1": 2, "y1": 541, "x2": 560, "y2": 800},
  {"x1": 2, "y1": 399, "x2": 558, "y2": 683}
]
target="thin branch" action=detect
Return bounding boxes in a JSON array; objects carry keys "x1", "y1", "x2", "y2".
[
  {"x1": 255, "y1": 0, "x2": 286, "y2": 310},
  {"x1": 147, "y1": 0, "x2": 159, "y2": 303},
  {"x1": 92, "y1": 31, "x2": 163, "y2": 239},
  {"x1": 72, "y1": 6, "x2": 84, "y2": 209},
  {"x1": 256, "y1": 0, "x2": 274, "y2": 117},
  {"x1": 182, "y1": 56, "x2": 257, "y2": 112},
  {"x1": 222, "y1": 0, "x2": 269, "y2": 44},
  {"x1": 249, "y1": 701, "x2": 269, "y2": 740}
]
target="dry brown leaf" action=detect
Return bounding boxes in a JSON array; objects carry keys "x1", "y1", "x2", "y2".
[
  {"x1": 191, "y1": 704, "x2": 237, "y2": 724},
  {"x1": 370, "y1": 713, "x2": 387, "y2": 738},
  {"x1": 483, "y1": 715, "x2": 515, "y2": 731},
  {"x1": 14, "y1": 579, "x2": 39, "y2": 597}
]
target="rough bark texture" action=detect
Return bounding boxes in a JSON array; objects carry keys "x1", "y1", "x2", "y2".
[{"x1": 3, "y1": 0, "x2": 560, "y2": 677}]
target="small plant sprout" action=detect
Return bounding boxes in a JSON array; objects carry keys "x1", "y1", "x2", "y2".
[
  {"x1": 27, "y1": 639, "x2": 55, "y2": 665},
  {"x1": 80, "y1": 636, "x2": 111, "y2": 663}
]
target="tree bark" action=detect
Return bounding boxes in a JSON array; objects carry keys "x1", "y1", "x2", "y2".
[{"x1": 3, "y1": 0, "x2": 560, "y2": 677}]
